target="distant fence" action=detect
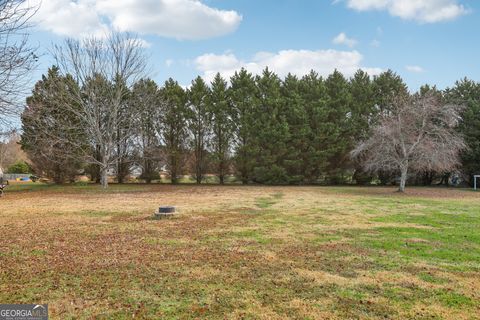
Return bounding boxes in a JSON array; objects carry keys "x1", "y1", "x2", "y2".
[{"x1": 2, "y1": 173, "x2": 32, "y2": 180}]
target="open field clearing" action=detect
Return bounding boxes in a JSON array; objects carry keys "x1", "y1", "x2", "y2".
[{"x1": 0, "y1": 184, "x2": 479, "y2": 319}]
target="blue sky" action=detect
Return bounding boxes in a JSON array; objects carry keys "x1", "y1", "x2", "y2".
[{"x1": 29, "y1": 0, "x2": 479, "y2": 91}]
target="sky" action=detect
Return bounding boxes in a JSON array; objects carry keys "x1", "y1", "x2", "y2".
[{"x1": 27, "y1": 0, "x2": 480, "y2": 91}]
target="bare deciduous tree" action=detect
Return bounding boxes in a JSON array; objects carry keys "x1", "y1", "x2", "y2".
[
  {"x1": 52, "y1": 33, "x2": 148, "y2": 188},
  {"x1": 351, "y1": 92, "x2": 466, "y2": 192},
  {"x1": 0, "y1": 0, "x2": 38, "y2": 127}
]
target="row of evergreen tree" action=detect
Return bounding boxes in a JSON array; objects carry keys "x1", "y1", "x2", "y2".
[{"x1": 20, "y1": 66, "x2": 480, "y2": 185}]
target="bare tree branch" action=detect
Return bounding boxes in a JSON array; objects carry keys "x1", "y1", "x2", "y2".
[
  {"x1": 50, "y1": 32, "x2": 149, "y2": 188},
  {"x1": 0, "y1": 0, "x2": 39, "y2": 126}
]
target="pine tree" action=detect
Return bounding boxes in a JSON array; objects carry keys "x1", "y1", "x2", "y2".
[
  {"x1": 208, "y1": 73, "x2": 234, "y2": 184},
  {"x1": 324, "y1": 70, "x2": 352, "y2": 184},
  {"x1": 113, "y1": 77, "x2": 133, "y2": 183},
  {"x1": 299, "y1": 71, "x2": 330, "y2": 182},
  {"x1": 21, "y1": 66, "x2": 86, "y2": 183},
  {"x1": 159, "y1": 78, "x2": 188, "y2": 184},
  {"x1": 252, "y1": 68, "x2": 290, "y2": 184},
  {"x1": 445, "y1": 78, "x2": 480, "y2": 186},
  {"x1": 131, "y1": 79, "x2": 161, "y2": 183},
  {"x1": 372, "y1": 70, "x2": 409, "y2": 117},
  {"x1": 281, "y1": 73, "x2": 310, "y2": 183},
  {"x1": 349, "y1": 69, "x2": 375, "y2": 184},
  {"x1": 229, "y1": 69, "x2": 257, "y2": 184},
  {"x1": 187, "y1": 76, "x2": 211, "y2": 184}
]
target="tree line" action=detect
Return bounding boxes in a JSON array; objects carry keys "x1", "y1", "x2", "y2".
[
  {"x1": 0, "y1": 2, "x2": 473, "y2": 191},
  {"x1": 19, "y1": 35, "x2": 479, "y2": 189}
]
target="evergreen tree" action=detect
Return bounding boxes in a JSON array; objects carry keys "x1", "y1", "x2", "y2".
[
  {"x1": 372, "y1": 70, "x2": 409, "y2": 116},
  {"x1": 21, "y1": 66, "x2": 86, "y2": 183},
  {"x1": 159, "y1": 78, "x2": 188, "y2": 184},
  {"x1": 419, "y1": 84, "x2": 442, "y2": 97},
  {"x1": 229, "y1": 69, "x2": 257, "y2": 184},
  {"x1": 445, "y1": 78, "x2": 480, "y2": 185},
  {"x1": 252, "y1": 68, "x2": 290, "y2": 184},
  {"x1": 187, "y1": 76, "x2": 211, "y2": 184},
  {"x1": 113, "y1": 77, "x2": 133, "y2": 183},
  {"x1": 324, "y1": 70, "x2": 352, "y2": 184},
  {"x1": 349, "y1": 70, "x2": 375, "y2": 184},
  {"x1": 281, "y1": 73, "x2": 310, "y2": 183},
  {"x1": 208, "y1": 73, "x2": 234, "y2": 184},
  {"x1": 299, "y1": 71, "x2": 330, "y2": 182},
  {"x1": 131, "y1": 79, "x2": 161, "y2": 183}
]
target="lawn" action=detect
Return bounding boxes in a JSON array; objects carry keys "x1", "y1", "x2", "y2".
[{"x1": 0, "y1": 183, "x2": 479, "y2": 319}]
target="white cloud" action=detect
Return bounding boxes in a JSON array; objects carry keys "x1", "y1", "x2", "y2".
[
  {"x1": 195, "y1": 53, "x2": 240, "y2": 72},
  {"x1": 165, "y1": 59, "x2": 174, "y2": 67},
  {"x1": 25, "y1": 0, "x2": 109, "y2": 38},
  {"x1": 344, "y1": 0, "x2": 469, "y2": 23},
  {"x1": 406, "y1": 65, "x2": 425, "y2": 73},
  {"x1": 194, "y1": 49, "x2": 383, "y2": 83},
  {"x1": 27, "y1": 0, "x2": 242, "y2": 40},
  {"x1": 332, "y1": 32, "x2": 358, "y2": 48}
]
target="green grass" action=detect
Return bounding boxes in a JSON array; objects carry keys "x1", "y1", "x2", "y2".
[{"x1": 352, "y1": 198, "x2": 480, "y2": 270}]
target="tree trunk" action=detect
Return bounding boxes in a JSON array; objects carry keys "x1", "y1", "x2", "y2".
[
  {"x1": 170, "y1": 166, "x2": 177, "y2": 184},
  {"x1": 93, "y1": 145, "x2": 102, "y2": 183},
  {"x1": 117, "y1": 158, "x2": 129, "y2": 184},
  {"x1": 144, "y1": 159, "x2": 152, "y2": 184},
  {"x1": 240, "y1": 162, "x2": 248, "y2": 184},
  {"x1": 170, "y1": 154, "x2": 177, "y2": 184},
  {"x1": 100, "y1": 165, "x2": 108, "y2": 189},
  {"x1": 219, "y1": 174, "x2": 224, "y2": 185},
  {"x1": 196, "y1": 157, "x2": 202, "y2": 184},
  {"x1": 399, "y1": 164, "x2": 408, "y2": 192}
]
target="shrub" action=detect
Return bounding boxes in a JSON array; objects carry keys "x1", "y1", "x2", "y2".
[{"x1": 7, "y1": 161, "x2": 31, "y2": 174}]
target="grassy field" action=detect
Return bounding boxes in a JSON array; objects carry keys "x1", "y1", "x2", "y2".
[{"x1": 0, "y1": 183, "x2": 479, "y2": 319}]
